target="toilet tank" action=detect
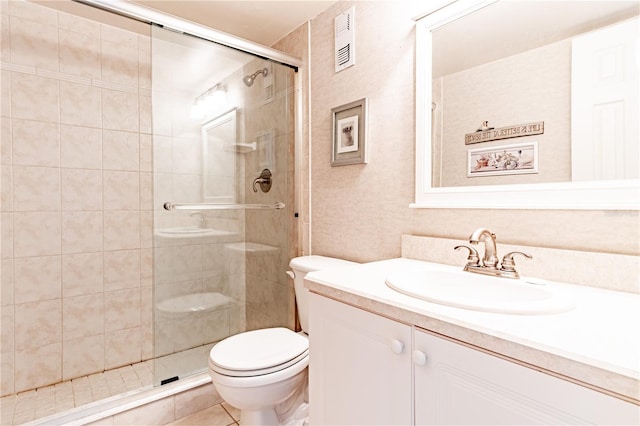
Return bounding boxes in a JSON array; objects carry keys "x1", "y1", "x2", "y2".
[{"x1": 288, "y1": 255, "x2": 358, "y2": 333}]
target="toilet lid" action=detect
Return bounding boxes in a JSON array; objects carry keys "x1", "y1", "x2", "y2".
[{"x1": 209, "y1": 327, "x2": 309, "y2": 377}]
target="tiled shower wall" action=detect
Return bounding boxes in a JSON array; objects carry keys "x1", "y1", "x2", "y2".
[{"x1": 0, "y1": 0, "x2": 154, "y2": 395}]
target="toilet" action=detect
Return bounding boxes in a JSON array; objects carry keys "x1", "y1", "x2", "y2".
[{"x1": 208, "y1": 255, "x2": 358, "y2": 425}]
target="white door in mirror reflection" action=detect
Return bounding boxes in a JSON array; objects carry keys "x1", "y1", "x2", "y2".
[{"x1": 571, "y1": 17, "x2": 639, "y2": 182}]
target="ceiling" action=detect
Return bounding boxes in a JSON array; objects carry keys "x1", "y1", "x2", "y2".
[{"x1": 132, "y1": 0, "x2": 336, "y2": 46}]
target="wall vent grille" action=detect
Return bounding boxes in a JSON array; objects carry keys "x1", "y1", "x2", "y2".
[{"x1": 335, "y1": 7, "x2": 355, "y2": 72}]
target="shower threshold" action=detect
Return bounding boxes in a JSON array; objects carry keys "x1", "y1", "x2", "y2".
[{"x1": 2, "y1": 345, "x2": 215, "y2": 426}]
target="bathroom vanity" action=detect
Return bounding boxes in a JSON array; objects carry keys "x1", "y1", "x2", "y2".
[{"x1": 306, "y1": 258, "x2": 640, "y2": 425}]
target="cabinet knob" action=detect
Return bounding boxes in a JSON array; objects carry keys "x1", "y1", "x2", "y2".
[
  {"x1": 390, "y1": 339, "x2": 405, "y2": 354},
  {"x1": 412, "y1": 350, "x2": 428, "y2": 366}
]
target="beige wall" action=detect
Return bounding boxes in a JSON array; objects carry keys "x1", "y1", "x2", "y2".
[{"x1": 299, "y1": 1, "x2": 639, "y2": 263}]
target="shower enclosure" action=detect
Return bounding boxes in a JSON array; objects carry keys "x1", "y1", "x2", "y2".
[
  {"x1": 0, "y1": 0, "x2": 298, "y2": 423},
  {"x1": 150, "y1": 25, "x2": 297, "y2": 386}
]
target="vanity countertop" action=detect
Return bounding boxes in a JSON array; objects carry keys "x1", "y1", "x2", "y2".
[{"x1": 305, "y1": 258, "x2": 640, "y2": 403}]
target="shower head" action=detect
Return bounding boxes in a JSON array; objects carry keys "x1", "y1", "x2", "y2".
[{"x1": 242, "y1": 68, "x2": 268, "y2": 87}]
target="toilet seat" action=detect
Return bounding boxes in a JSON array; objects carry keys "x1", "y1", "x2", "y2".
[{"x1": 209, "y1": 327, "x2": 309, "y2": 377}]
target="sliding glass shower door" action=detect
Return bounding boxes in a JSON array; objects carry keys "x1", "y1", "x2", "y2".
[{"x1": 150, "y1": 26, "x2": 296, "y2": 385}]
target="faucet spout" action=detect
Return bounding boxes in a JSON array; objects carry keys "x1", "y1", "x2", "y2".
[{"x1": 469, "y1": 228, "x2": 498, "y2": 268}]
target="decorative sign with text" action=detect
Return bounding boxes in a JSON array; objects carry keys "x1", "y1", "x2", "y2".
[{"x1": 465, "y1": 121, "x2": 544, "y2": 145}]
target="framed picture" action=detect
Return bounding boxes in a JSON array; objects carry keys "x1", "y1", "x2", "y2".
[
  {"x1": 467, "y1": 142, "x2": 538, "y2": 177},
  {"x1": 331, "y1": 98, "x2": 368, "y2": 166}
]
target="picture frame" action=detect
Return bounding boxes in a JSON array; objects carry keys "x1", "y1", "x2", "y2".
[
  {"x1": 331, "y1": 98, "x2": 368, "y2": 166},
  {"x1": 467, "y1": 142, "x2": 538, "y2": 177}
]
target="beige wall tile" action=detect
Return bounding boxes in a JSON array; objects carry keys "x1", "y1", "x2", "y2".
[
  {"x1": 61, "y1": 211, "x2": 103, "y2": 254},
  {"x1": 0, "y1": 71, "x2": 10, "y2": 119},
  {"x1": 1, "y1": 13, "x2": 10, "y2": 63},
  {"x1": 12, "y1": 166, "x2": 60, "y2": 211},
  {"x1": 58, "y1": 11, "x2": 100, "y2": 38},
  {"x1": 13, "y1": 212, "x2": 60, "y2": 257},
  {"x1": 152, "y1": 135, "x2": 173, "y2": 173},
  {"x1": 104, "y1": 249, "x2": 140, "y2": 292},
  {"x1": 60, "y1": 81, "x2": 102, "y2": 128},
  {"x1": 101, "y1": 41, "x2": 138, "y2": 88},
  {"x1": 11, "y1": 119, "x2": 60, "y2": 167},
  {"x1": 14, "y1": 255, "x2": 61, "y2": 304},
  {"x1": 62, "y1": 334, "x2": 105, "y2": 381},
  {"x1": 60, "y1": 125, "x2": 102, "y2": 169},
  {"x1": 0, "y1": 305, "x2": 14, "y2": 353},
  {"x1": 14, "y1": 342, "x2": 61, "y2": 393},
  {"x1": 1, "y1": 118, "x2": 11, "y2": 165},
  {"x1": 104, "y1": 171, "x2": 139, "y2": 210},
  {"x1": 8, "y1": 0, "x2": 57, "y2": 25},
  {"x1": 0, "y1": 351, "x2": 15, "y2": 396},
  {"x1": 139, "y1": 95, "x2": 152, "y2": 134},
  {"x1": 100, "y1": 24, "x2": 137, "y2": 49},
  {"x1": 9, "y1": 16, "x2": 59, "y2": 71},
  {"x1": 62, "y1": 252, "x2": 103, "y2": 297},
  {"x1": 1, "y1": 259, "x2": 14, "y2": 307},
  {"x1": 14, "y1": 299, "x2": 61, "y2": 350},
  {"x1": 1, "y1": 165, "x2": 12, "y2": 211},
  {"x1": 1, "y1": 212, "x2": 13, "y2": 259},
  {"x1": 139, "y1": 134, "x2": 152, "y2": 172},
  {"x1": 102, "y1": 89, "x2": 138, "y2": 132},
  {"x1": 104, "y1": 211, "x2": 140, "y2": 250},
  {"x1": 103, "y1": 130, "x2": 139, "y2": 171},
  {"x1": 104, "y1": 327, "x2": 141, "y2": 370},
  {"x1": 63, "y1": 293, "x2": 104, "y2": 340},
  {"x1": 61, "y1": 169, "x2": 103, "y2": 211},
  {"x1": 10, "y1": 73, "x2": 59, "y2": 123},
  {"x1": 104, "y1": 288, "x2": 140, "y2": 332},
  {"x1": 59, "y1": 29, "x2": 101, "y2": 79}
]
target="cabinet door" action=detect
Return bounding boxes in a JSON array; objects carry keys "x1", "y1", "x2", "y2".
[
  {"x1": 414, "y1": 329, "x2": 639, "y2": 425},
  {"x1": 309, "y1": 294, "x2": 413, "y2": 425}
]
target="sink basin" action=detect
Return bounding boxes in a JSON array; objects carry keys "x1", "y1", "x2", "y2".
[{"x1": 385, "y1": 269, "x2": 574, "y2": 315}]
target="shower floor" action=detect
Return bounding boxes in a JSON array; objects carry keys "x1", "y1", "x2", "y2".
[{"x1": 1, "y1": 360, "x2": 153, "y2": 425}]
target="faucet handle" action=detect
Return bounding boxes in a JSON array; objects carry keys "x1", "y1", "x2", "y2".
[
  {"x1": 454, "y1": 245, "x2": 480, "y2": 266},
  {"x1": 500, "y1": 251, "x2": 532, "y2": 272}
]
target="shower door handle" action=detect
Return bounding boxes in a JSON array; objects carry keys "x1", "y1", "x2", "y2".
[{"x1": 253, "y1": 169, "x2": 272, "y2": 193}]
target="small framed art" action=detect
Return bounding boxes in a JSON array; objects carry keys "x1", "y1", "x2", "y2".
[{"x1": 331, "y1": 98, "x2": 368, "y2": 166}]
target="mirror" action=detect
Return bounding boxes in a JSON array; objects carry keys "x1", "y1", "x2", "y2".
[
  {"x1": 414, "y1": 0, "x2": 639, "y2": 209},
  {"x1": 202, "y1": 108, "x2": 238, "y2": 203}
]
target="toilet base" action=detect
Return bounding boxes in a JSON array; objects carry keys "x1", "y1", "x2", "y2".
[{"x1": 240, "y1": 407, "x2": 280, "y2": 426}]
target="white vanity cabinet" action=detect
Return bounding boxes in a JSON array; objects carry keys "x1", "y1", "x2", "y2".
[
  {"x1": 413, "y1": 328, "x2": 638, "y2": 425},
  {"x1": 308, "y1": 292, "x2": 413, "y2": 425},
  {"x1": 309, "y1": 293, "x2": 639, "y2": 425}
]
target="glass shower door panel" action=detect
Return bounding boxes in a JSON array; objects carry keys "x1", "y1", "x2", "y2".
[{"x1": 151, "y1": 26, "x2": 295, "y2": 386}]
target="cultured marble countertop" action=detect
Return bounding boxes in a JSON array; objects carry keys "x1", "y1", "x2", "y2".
[{"x1": 305, "y1": 258, "x2": 640, "y2": 403}]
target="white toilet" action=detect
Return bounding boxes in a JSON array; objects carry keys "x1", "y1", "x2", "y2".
[{"x1": 208, "y1": 255, "x2": 357, "y2": 425}]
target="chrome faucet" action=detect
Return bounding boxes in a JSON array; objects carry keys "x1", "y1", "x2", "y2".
[
  {"x1": 469, "y1": 228, "x2": 498, "y2": 268},
  {"x1": 455, "y1": 228, "x2": 532, "y2": 279}
]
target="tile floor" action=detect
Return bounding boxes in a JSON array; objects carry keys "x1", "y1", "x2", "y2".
[
  {"x1": 1, "y1": 361, "x2": 154, "y2": 425},
  {"x1": 166, "y1": 402, "x2": 239, "y2": 426}
]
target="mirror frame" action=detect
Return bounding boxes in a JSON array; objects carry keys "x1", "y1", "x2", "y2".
[{"x1": 413, "y1": 0, "x2": 639, "y2": 210}]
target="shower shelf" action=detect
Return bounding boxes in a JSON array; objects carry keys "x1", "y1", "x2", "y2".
[
  {"x1": 223, "y1": 141, "x2": 257, "y2": 153},
  {"x1": 164, "y1": 201, "x2": 285, "y2": 211}
]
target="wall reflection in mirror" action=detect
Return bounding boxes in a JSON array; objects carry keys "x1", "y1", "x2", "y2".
[{"x1": 430, "y1": 0, "x2": 639, "y2": 188}]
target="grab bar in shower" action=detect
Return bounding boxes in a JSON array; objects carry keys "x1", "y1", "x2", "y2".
[{"x1": 163, "y1": 202, "x2": 285, "y2": 211}]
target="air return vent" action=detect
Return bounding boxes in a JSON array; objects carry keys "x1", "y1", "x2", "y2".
[{"x1": 335, "y1": 6, "x2": 355, "y2": 72}]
